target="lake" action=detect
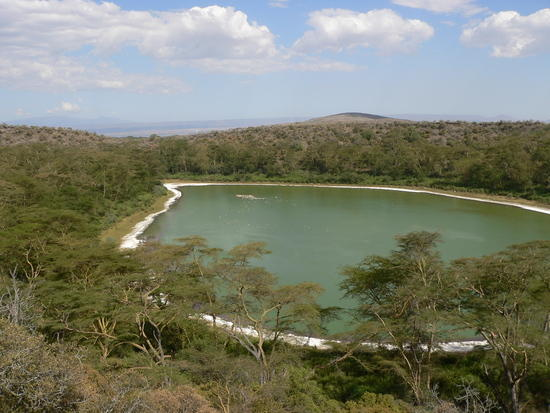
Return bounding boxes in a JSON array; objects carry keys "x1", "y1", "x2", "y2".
[{"x1": 143, "y1": 184, "x2": 550, "y2": 333}]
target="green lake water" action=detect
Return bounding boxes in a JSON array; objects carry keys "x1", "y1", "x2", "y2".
[{"x1": 143, "y1": 185, "x2": 550, "y2": 334}]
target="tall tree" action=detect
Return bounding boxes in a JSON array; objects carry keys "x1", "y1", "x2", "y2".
[
  {"x1": 452, "y1": 241, "x2": 550, "y2": 413},
  {"x1": 215, "y1": 242, "x2": 323, "y2": 384},
  {"x1": 340, "y1": 232, "x2": 454, "y2": 404}
]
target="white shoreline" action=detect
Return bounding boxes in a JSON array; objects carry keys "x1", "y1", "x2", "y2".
[
  {"x1": 119, "y1": 182, "x2": 549, "y2": 352},
  {"x1": 122, "y1": 182, "x2": 550, "y2": 251},
  {"x1": 199, "y1": 314, "x2": 488, "y2": 352},
  {"x1": 119, "y1": 183, "x2": 183, "y2": 249}
]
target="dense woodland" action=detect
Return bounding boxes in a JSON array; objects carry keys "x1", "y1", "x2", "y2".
[
  {"x1": 0, "y1": 121, "x2": 549, "y2": 412},
  {"x1": 159, "y1": 120, "x2": 550, "y2": 199}
]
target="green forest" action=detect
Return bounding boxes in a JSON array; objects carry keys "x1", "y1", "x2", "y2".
[{"x1": 0, "y1": 121, "x2": 549, "y2": 413}]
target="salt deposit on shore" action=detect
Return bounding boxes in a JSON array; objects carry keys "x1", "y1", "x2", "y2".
[
  {"x1": 120, "y1": 183, "x2": 184, "y2": 249},
  {"x1": 199, "y1": 314, "x2": 488, "y2": 352}
]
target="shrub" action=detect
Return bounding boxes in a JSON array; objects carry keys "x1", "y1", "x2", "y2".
[{"x1": 0, "y1": 319, "x2": 93, "y2": 412}]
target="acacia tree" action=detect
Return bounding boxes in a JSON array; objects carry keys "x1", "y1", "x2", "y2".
[
  {"x1": 215, "y1": 242, "x2": 323, "y2": 385},
  {"x1": 51, "y1": 241, "x2": 215, "y2": 365},
  {"x1": 452, "y1": 241, "x2": 550, "y2": 413},
  {"x1": 113, "y1": 241, "x2": 219, "y2": 365},
  {"x1": 340, "y1": 232, "x2": 454, "y2": 404},
  {"x1": 175, "y1": 236, "x2": 223, "y2": 325}
]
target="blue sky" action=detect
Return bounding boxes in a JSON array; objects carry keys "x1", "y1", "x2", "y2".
[{"x1": 1, "y1": 0, "x2": 549, "y2": 122}]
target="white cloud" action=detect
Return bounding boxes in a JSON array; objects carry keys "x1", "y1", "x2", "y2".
[
  {"x1": 0, "y1": 1, "x2": 278, "y2": 66},
  {"x1": 0, "y1": 54, "x2": 190, "y2": 93},
  {"x1": 292, "y1": 59, "x2": 359, "y2": 72},
  {"x1": 391, "y1": 0, "x2": 485, "y2": 15},
  {"x1": 193, "y1": 56, "x2": 359, "y2": 74},
  {"x1": 0, "y1": 1, "x2": 279, "y2": 59},
  {"x1": 0, "y1": 0, "x2": 290, "y2": 91},
  {"x1": 15, "y1": 108, "x2": 29, "y2": 117},
  {"x1": 294, "y1": 9, "x2": 434, "y2": 54},
  {"x1": 270, "y1": 0, "x2": 289, "y2": 8},
  {"x1": 48, "y1": 101, "x2": 81, "y2": 113},
  {"x1": 461, "y1": 9, "x2": 550, "y2": 57},
  {"x1": 0, "y1": 0, "x2": 360, "y2": 92}
]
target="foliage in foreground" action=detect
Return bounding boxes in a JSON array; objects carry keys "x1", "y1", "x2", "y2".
[
  {"x1": 340, "y1": 234, "x2": 550, "y2": 413},
  {"x1": 0, "y1": 318, "x2": 217, "y2": 413}
]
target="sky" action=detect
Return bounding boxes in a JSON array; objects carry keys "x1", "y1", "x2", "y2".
[{"x1": 1, "y1": 0, "x2": 549, "y2": 122}]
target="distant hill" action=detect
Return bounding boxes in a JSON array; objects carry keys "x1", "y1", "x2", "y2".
[
  {"x1": 6, "y1": 116, "x2": 308, "y2": 137},
  {"x1": 309, "y1": 113, "x2": 549, "y2": 123},
  {"x1": 0, "y1": 124, "x2": 113, "y2": 146},
  {"x1": 5, "y1": 116, "x2": 125, "y2": 128},
  {"x1": 307, "y1": 112, "x2": 402, "y2": 123},
  {"x1": 3, "y1": 116, "x2": 548, "y2": 147}
]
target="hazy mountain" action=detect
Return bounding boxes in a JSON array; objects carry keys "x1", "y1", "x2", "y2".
[
  {"x1": 307, "y1": 112, "x2": 399, "y2": 123},
  {"x1": 5, "y1": 116, "x2": 126, "y2": 129},
  {"x1": 6, "y1": 114, "x2": 546, "y2": 138},
  {"x1": 5, "y1": 116, "x2": 308, "y2": 137}
]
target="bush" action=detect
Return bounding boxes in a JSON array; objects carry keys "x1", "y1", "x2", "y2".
[
  {"x1": 0, "y1": 319, "x2": 93, "y2": 412},
  {"x1": 344, "y1": 392, "x2": 411, "y2": 413}
]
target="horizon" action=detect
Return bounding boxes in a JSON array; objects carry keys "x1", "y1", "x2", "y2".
[
  {"x1": 4, "y1": 111, "x2": 548, "y2": 138},
  {"x1": 1, "y1": 0, "x2": 550, "y2": 123},
  {"x1": 5, "y1": 111, "x2": 547, "y2": 124}
]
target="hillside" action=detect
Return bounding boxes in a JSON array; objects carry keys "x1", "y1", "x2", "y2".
[
  {"x1": 0, "y1": 123, "x2": 113, "y2": 146},
  {"x1": 307, "y1": 112, "x2": 398, "y2": 123},
  {"x1": 2, "y1": 119, "x2": 548, "y2": 148},
  {"x1": 2, "y1": 120, "x2": 549, "y2": 200},
  {"x1": 182, "y1": 119, "x2": 548, "y2": 148}
]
